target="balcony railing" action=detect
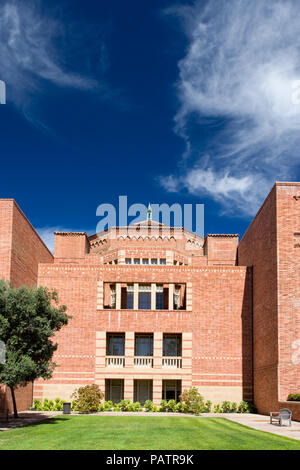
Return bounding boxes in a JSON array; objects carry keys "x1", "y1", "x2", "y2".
[
  {"x1": 162, "y1": 357, "x2": 182, "y2": 368},
  {"x1": 134, "y1": 356, "x2": 154, "y2": 368},
  {"x1": 105, "y1": 356, "x2": 125, "y2": 368}
]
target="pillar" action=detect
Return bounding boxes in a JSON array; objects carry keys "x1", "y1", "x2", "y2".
[
  {"x1": 134, "y1": 283, "x2": 139, "y2": 310},
  {"x1": 168, "y1": 283, "x2": 174, "y2": 310},
  {"x1": 151, "y1": 283, "x2": 156, "y2": 310}
]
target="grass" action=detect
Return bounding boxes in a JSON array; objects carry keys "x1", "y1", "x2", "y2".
[{"x1": 0, "y1": 415, "x2": 300, "y2": 450}]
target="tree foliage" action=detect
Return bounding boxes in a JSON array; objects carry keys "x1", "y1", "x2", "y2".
[{"x1": 0, "y1": 280, "x2": 69, "y2": 416}]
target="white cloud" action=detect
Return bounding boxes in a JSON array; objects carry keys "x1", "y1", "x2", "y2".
[
  {"x1": 0, "y1": 1, "x2": 97, "y2": 111},
  {"x1": 163, "y1": 0, "x2": 300, "y2": 215}
]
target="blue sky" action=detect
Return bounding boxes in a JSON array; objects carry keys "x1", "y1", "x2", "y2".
[{"x1": 0, "y1": 0, "x2": 300, "y2": 251}]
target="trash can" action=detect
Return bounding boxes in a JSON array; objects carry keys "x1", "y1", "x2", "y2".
[{"x1": 63, "y1": 402, "x2": 71, "y2": 414}]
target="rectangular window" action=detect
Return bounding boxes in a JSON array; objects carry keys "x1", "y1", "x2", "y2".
[
  {"x1": 134, "y1": 380, "x2": 153, "y2": 405},
  {"x1": 105, "y1": 379, "x2": 124, "y2": 403},
  {"x1": 163, "y1": 334, "x2": 182, "y2": 357},
  {"x1": 134, "y1": 258, "x2": 140, "y2": 264},
  {"x1": 138, "y1": 284, "x2": 151, "y2": 309},
  {"x1": 156, "y1": 284, "x2": 164, "y2": 309},
  {"x1": 126, "y1": 284, "x2": 134, "y2": 309},
  {"x1": 151, "y1": 259, "x2": 157, "y2": 265},
  {"x1": 142, "y1": 258, "x2": 149, "y2": 265},
  {"x1": 125, "y1": 258, "x2": 132, "y2": 264},
  {"x1": 160, "y1": 259, "x2": 166, "y2": 265},
  {"x1": 106, "y1": 334, "x2": 125, "y2": 356},
  {"x1": 162, "y1": 380, "x2": 181, "y2": 402},
  {"x1": 135, "y1": 334, "x2": 153, "y2": 356}
]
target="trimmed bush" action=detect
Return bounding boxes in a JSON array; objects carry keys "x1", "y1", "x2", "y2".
[
  {"x1": 144, "y1": 400, "x2": 154, "y2": 412},
  {"x1": 71, "y1": 384, "x2": 104, "y2": 413},
  {"x1": 159, "y1": 400, "x2": 168, "y2": 412},
  {"x1": 287, "y1": 393, "x2": 300, "y2": 402},
  {"x1": 180, "y1": 387, "x2": 204, "y2": 414},
  {"x1": 166, "y1": 399, "x2": 176, "y2": 412}
]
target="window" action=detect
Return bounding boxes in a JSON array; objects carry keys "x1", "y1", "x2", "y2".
[
  {"x1": 160, "y1": 259, "x2": 166, "y2": 265},
  {"x1": 106, "y1": 334, "x2": 125, "y2": 356},
  {"x1": 126, "y1": 284, "x2": 134, "y2": 309},
  {"x1": 156, "y1": 284, "x2": 164, "y2": 309},
  {"x1": 105, "y1": 379, "x2": 124, "y2": 403},
  {"x1": 110, "y1": 285, "x2": 116, "y2": 309},
  {"x1": 151, "y1": 258, "x2": 157, "y2": 265},
  {"x1": 174, "y1": 285, "x2": 180, "y2": 310},
  {"x1": 125, "y1": 258, "x2": 132, "y2": 264},
  {"x1": 138, "y1": 284, "x2": 151, "y2": 309},
  {"x1": 163, "y1": 334, "x2": 182, "y2": 357},
  {"x1": 142, "y1": 258, "x2": 149, "y2": 265},
  {"x1": 162, "y1": 380, "x2": 181, "y2": 402},
  {"x1": 114, "y1": 260, "x2": 118, "y2": 264},
  {"x1": 134, "y1": 380, "x2": 153, "y2": 405},
  {"x1": 135, "y1": 334, "x2": 153, "y2": 356},
  {"x1": 134, "y1": 258, "x2": 140, "y2": 265}
]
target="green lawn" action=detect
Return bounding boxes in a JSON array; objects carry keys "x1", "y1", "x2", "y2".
[{"x1": 0, "y1": 416, "x2": 300, "y2": 450}]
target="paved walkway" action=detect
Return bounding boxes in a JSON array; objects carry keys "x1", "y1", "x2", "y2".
[
  {"x1": 1, "y1": 411, "x2": 300, "y2": 441},
  {"x1": 223, "y1": 413, "x2": 300, "y2": 441}
]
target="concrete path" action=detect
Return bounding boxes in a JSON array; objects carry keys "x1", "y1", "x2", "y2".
[{"x1": 223, "y1": 413, "x2": 300, "y2": 441}]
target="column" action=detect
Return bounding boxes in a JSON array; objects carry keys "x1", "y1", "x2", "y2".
[
  {"x1": 168, "y1": 283, "x2": 174, "y2": 310},
  {"x1": 116, "y1": 282, "x2": 121, "y2": 309},
  {"x1": 96, "y1": 281, "x2": 103, "y2": 310},
  {"x1": 151, "y1": 283, "x2": 156, "y2": 310},
  {"x1": 153, "y1": 379, "x2": 162, "y2": 405},
  {"x1": 133, "y1": 283, "x2": 139, "y2": 310},
  {"x1": 186, "y1": 282, "x2": 192, "y2": 311},
  {"x1": 166, "y1": 250, "x2": 174, "y2": 266},
  {"x1": 118, "y1": 250, "x2": 125, "y2": 265},
  {"x1": 95, "y1": 331, "x2": 106, "y2": 370},
  {"x1": 124, "y1": 379, "x2": 134, "y2": 402},
  {"x1": 125, "y1": 331, "x2": 134, "y2": 368},
  {"x1": 153, "y1": 332, "x2": 162, "y2": 368}
]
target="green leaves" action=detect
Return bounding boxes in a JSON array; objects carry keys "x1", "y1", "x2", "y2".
[{"x1": 0, "y1": 280, "x2": 69, "y2": 392}]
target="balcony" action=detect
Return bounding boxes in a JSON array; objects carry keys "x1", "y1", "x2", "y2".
[
  {"x1": 162, "y1": 357, "x2": 182, "y2": 368},
  {"x1": 105, "y1": 356, "x2": 125, "y2": 368},
  {"x1": 134, "y1": 356, "x2": 153, "y2": 368}
]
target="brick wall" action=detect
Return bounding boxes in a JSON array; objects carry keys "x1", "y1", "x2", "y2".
[
  {"x1": 0, "y1": 199, "x2": 53, "y2": 412},
  {"x1": 238, "y1": 183, "x2": 300, "y2": 417}
]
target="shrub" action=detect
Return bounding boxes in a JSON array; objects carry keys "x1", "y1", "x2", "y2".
[
  {"x1": 129, "y1": 402, "x2": 142, "y2": 412},
  {"x1": 175, "y1": 401, "x2": 184, "y2": 413},
  {"x1": 32, "y1": 398, "x2": 43, "y2": 411},
  {"x1": 119, "y1": 399, "x2": 132, "y2": 412},
  {"x1": 230, "y1": 402, "x2": 238, "y2": 413},
  {"x1": 71, "y1": 400, "x2": 79, "y2": 411},
  {"x1": 159, "y1": 400, "x2": 168, "y2": 412},
  {"x1": 202, "y1": 400, "x2": 212, "y2": 413},
  {"x1": 213, "y1": 404, "x2": 222, "y2": 413},
  {"x1": 103, "y1": 400, "x2": 114, "y2": 410},
  {"x1": 71, "y1": 384, "x2": 104, "y2": 413},
  {"x1": 144, "y1": 400, "x2": 154, "y2": 412},
  {"x1": 287, "y1": 393, "x2": 300, "y2": 402},
  {"x1": 221, "y1": 401, "x2": 232, "y2": 413},
  {"x1": 166, "y1": 399, "x2": 176, "y2": 412},
  {"x1": 237, "y1": 401, "x2": 249, "y2": 413},
  {"x1": 180, "y1": 387, "x2": 204, "y2": 414}
]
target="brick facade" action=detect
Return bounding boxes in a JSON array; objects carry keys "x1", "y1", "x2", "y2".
[
  {"x1": 0, "y1": 184, "x2": 299, "y2": 418},
  {"x1": 0, "y1": 200, "x2": 53, "y2": 412}
]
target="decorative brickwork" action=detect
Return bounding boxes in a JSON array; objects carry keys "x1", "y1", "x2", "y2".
[{"x1": 0, "y1": 185, "x2": 299, "y2": 417}]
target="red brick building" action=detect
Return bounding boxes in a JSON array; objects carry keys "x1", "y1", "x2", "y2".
[{"x1": 0, "y1": 183, "x2": 299, "y2": 418}]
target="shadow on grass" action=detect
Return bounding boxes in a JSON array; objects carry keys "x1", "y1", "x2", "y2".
[{"x1": 0, "y1": 415, "x2": 71, "y2": 431}]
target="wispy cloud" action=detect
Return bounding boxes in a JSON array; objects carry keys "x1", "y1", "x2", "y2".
[
  {"x1": 162, "y1": 0, "x2": 300, "y2": 215},
  {"x1": 0, "y1": 1, "x2": 98, "y2": 115}
]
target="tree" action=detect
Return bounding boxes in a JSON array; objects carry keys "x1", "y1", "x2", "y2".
[{"x1": 0, "y1": 280, "x2": 69, "y2": 418}]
